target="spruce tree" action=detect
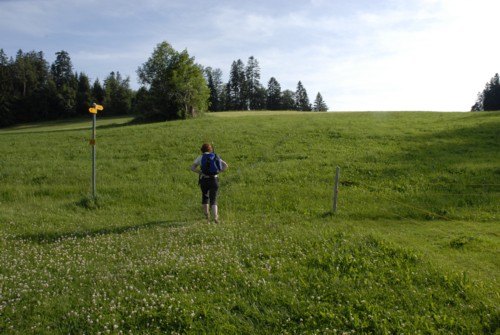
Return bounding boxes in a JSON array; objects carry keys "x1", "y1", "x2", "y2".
[
  {"x1": 75, "y1": 72, "x2": 92, "y2": 115},
  {"x1": 227, "y1": 59, "x2": 246, "y2": 110},
  {"x1": 205, "y1": 67, "x2": 224, "y2": 112},
  {"x1": 472, "y1": 73, "x2": 500, "y2": 111},
  {"x1": 50, "y1": 50, "x2": 77, "y2": 117},
  {"x1": 0, "y1": 49, "x2": 15, "y2": 126},
  {"x1": 281, "y1": 90, "x2": 295, "y2": 110},
  {"x1": 245, "y1": 56, "x2": 263, "y2": 110},
  {"x1": 295, "y1": 81, "x2": 311, "y2": 111},
  {"x1": 313, "y1": 92, "x2": 328, "y2": 111},
  {"x1": 483, "y1": 73, "x2": 500, "y2": 111},
  {"x1": 92, "y1": 79, "x2": 105, "y2": 104},
  {"x1": 266, "y1": 77, "x2": 282, "y2": 110},
  {"x1": 104, "y1": 71, "x2": 132, "y2": 115}
]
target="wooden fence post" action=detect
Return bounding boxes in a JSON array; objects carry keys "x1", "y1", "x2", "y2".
[{"x1": 333, "y1": 166, "x2": 340, "y2": 212}]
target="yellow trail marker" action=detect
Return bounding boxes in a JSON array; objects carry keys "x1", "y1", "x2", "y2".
[
  {"x1": 89, "y1": 107, "x2": 97, "y2": 114},
  {"x1": 95, "y1": 104, "x2": 104, "y2": 111}
]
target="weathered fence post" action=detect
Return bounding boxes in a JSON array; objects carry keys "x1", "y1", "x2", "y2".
[{"x1": 333, "y1": 166, "x2": 340, "y2": 212}]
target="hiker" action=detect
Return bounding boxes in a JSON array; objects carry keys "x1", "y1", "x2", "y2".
[{"x1": 191, "y1": 143, "x2": 228, "y2": 223}]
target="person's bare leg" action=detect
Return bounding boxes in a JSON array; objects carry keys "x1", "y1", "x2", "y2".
[
  {"x1": 212, "y1": 205, "x2": 219, "y2": 223},
  {"x1": 203, "y1": 204, "x2": 209, "y2": 220}
]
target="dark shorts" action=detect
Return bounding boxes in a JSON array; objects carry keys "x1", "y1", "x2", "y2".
[{"x1": 200, "y1": 176, "x2": 219, "y2": 206}]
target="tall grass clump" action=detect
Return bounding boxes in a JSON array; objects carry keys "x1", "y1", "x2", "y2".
[{"x1": 0, "y1": 111, "x2": 498, "y2": 334}]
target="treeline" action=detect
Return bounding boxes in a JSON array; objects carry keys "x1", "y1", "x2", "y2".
[
  {"x1": 0, "y1": 49, "x2": 133, "y2": 127},
  {"x1": 205, "y1": 57, "x2": 328, "y2": 113},
  {"x1": 0, "y1": 42, "x2": 328, "y2": 127},
  {"x1": 134, "y1": 42, "x2": 327, "y2": 121},
  {"x1": 471, "y1": 73, "x2": 500, "y2": 111}
]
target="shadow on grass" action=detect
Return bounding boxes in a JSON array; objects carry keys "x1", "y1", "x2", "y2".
[
  {"x1": 0, "y1": 116, "x2": 141, "y2": 135},
  {"x1": 16, "y1": 220, "x2": 188, "y2": 244}
]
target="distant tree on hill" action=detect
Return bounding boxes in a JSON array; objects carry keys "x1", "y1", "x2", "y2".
[
  {"x1": 13, "y1": 50, "x2": 52, "y2": 121},
  {"x1": 0, "y1": 50, "x2": 14, "y2": 126},
  {"x1": 205, "y1": 67, "x2": 224, "y2": 112},
  {"x1": 221, "y1": 56, "x2": 322, "y2": 112},
  {"x1": 0, "y1": 49, "x2": 16, "y2": 127},
  {"x1": 295, "y1": 81, "x2": 312, "y2": 111},
  {"x1": 266, "y1": 77, "x2": 282, "y2": 110},
  {"x1": 51, "y1": 51, "x2": 73, "y2": 88},
  {"x1": 136, "y1": 41, "x2": 209, "y2": 120},
  {"x1": 104, "y1": 71, "x2": 133, "y2": 115},
  {"x1": 170, "y1": 50, "x2": 209, "y2": 118},
  {"x1": 281, "y1": 89, "x2": 295, "y2": 110},
  {"x1": 75, "y1": 73, "x2": 92, "y2": 115},
  {"x1": 471, "y1": 73, "x2": 500, "y2": 111},
  {"x1": 225, "y1": 56, "x2": 267, "y2": 111},
  {"x1": 313, "y1": 92, "x2": 328, "y2": 111},
  {"x1": 245, "y1": 56, "x2": 265, "y2": 110},
  {"x1": 137, "y1": 42, "x2": 180, "y2": 120},
  {"x1": 227, "y1": 59, "x2": 246, "y2": 110},
  {"x1": 50, "y1": 50, "x2": 78, "y2": 118},
  {"x1": 92, "y1": 79, "x2": 105, "y2": 104}
]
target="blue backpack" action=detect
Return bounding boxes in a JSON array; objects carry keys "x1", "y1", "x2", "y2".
[{"x1": 201, "y1": 153, "x2": 222, "y2": 175}]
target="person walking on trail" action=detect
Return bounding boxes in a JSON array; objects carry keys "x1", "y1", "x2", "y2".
[{"x1": 191, "y1": 143, "x2": 228, "y2": 223}]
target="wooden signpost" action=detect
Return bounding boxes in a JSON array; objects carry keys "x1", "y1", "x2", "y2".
[{"x1": 89, "y1": 103, "x2": 104, "y2": 198}]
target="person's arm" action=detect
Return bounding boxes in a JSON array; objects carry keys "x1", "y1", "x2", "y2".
[
  {"x1": 191, "y1": 163, "x2": 200, "y2": 174},
  {"x1": 191, "y1": 155, "x2": 202, "y2": 174},
  {"x1": 220, "y1": 159, "x2": 228, "y2": 171}
]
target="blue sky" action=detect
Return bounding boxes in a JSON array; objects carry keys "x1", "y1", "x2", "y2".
[{"x1": 1, "y1": 0, "x2": 499, "y2": 111}]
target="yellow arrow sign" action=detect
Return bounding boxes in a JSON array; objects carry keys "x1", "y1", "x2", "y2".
[
  {"x1": 95, "y1": 104, "x2": 104, "y2": 111},
  {"x1": 89, "y1": 107, "x2": 97, "y2": 114}
]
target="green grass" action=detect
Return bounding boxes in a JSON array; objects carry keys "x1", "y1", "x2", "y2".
[{"x1": 0, "y1": 111, "x2": 499, "y2": 334}]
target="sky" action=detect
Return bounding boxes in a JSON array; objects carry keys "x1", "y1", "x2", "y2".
[{"x1": 1, "y1": 0, "x2": 499, "y2": 111}]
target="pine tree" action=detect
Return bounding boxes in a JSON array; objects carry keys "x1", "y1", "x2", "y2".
[
  {"x1": 245, "y1": 56, "x2": 263, "y2": 110},
  {"x1": 266, "y1": 77, "x2": 282, "y2": 110},
  {"x1": 281, "y1": 90, "x2": 295, "y2": 110},
  {"x1": 51, "y1": 51, "x2": 74, "y2": 88},
  {"x1": 104, "y1": 71, "x2": 132, "y2": 115},
  {"x1": 0, "y1": 49, "x2": 15, "y2": 126},
  {"x1": 75, "y1": 72, "x2": 92, "y2": 115},
  {"x1": 50, "y1": 50, "x2": 77, "y2": 117},
  {"x1": 483, "y1": 73, "x2": 500, "y2": 111},
  {"x1": 14, "y1": 50, "x2": 52, "y2": 121},
  {"x1": 313, "y1": 92, "x2": 328, "y2": 111},
  {"x1": 471, "y1": 73, "x2": 500, "y2": 111},
  {"x1": 227, "y1": 59, "x2": 246, "y2": 110},
  {"x1": 205, "y1": 67, "x2": 224, "y2": 112},
  {"x1": 92, "y1": 79, "x2": 105, "y2": 104},
  {"x1": 295, "y1": 81, "x2": 311, "y2": 111}
]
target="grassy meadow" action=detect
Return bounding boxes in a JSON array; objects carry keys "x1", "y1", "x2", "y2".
[{"x1": 0, "y1": 111, "x2": 499, "y2": 334}]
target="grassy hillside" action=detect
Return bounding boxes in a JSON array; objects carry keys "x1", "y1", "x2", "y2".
[{"x1": 0, "y1": 111, "x2": 498, "y2": 334}]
